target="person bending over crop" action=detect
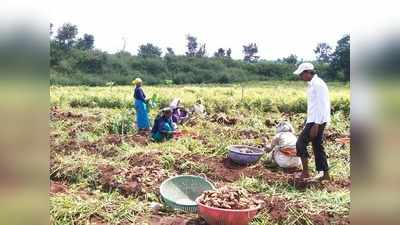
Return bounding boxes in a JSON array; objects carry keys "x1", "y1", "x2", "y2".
[
  {"x1": 133, "y1": 78, "x2": 150, "y2": 132},
  {"x1": 265, "y1": 121, "x2": 302, "y2": 170},
  {"x1": 151, "y1": 108, "x2": 177, "y2": 142},
  {"x1": 192, "y1": 99, "x2": 206, "y2": 116},
  {"x1": 293, "y1": 63, "x2": 331, "y2": 181},
  {"x1": 170, "y1": 98, "x2": 189, "y2": 125}
]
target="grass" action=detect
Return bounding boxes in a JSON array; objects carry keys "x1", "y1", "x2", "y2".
[
  {"x1": 50, "y1": 82, "x2": 350, "y2": 225},
  {"x1": 50, "y1": 81, "x2": 350, "y2": 114},
  {"x1": 50, "y1": 189, "x2": 149, "y2": 225}
]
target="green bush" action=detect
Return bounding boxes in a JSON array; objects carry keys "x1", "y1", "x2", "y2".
[{"x1": 50, "y1": 46, "x2": 348, "y2": 86}]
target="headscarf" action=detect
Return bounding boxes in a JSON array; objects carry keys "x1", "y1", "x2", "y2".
[
  {"x1": 169, "y1": 98, "x2": 180, "y2": 109},
  {"x1": 162, "y1": 107, "x2": 172, "y2": 114},
  {"x1": 276, "y1": 121, "x2": 295, "y2": 133},
  {"x1": 132, "y1": 78, "x2": 143, "y2": 85}
]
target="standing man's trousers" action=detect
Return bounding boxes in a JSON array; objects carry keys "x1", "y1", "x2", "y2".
[{"x1": 296, "y1": 122, "x2": 329, "y2": 172}]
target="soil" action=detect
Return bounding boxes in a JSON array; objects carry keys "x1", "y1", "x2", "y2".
[
  {"x1": 174, "y1": 130, "x2": 200, "y2": 139},
  {"x1": 50, "y1": 108, "x2": 350, "y2": 225},
  {"x1": 50, "y1": 181, "x2": 68, "y2": 194},
  {"x1": 261, "y1": 196, "x2": 350, "y2": 225},
  {"x1": 50, "y1": 106, "x2": 83, "y2": 120},
  {"x1": 138, "y1": 215, "x2": 207, "y2": 225},
  {"x1": 89, "y1": 214, "x2": 108, "y2": 225},
  {"x1": 104, "y1": 134, "x2": 123, "y2": 145},
  {"x1": 98, "y1": 152, "x2": 172, "y2": 197},
  {"x1": 179, "y1": 153, "x2": 350, "y2": 192},
  {"x1": 50, "y1": 106, "x2": 100, "y2": 122},
  {"x1": 238, "y1": 129, "x2": 261, "y2": 139},
  {"x1": 208, "y1": 157, "x2": 288, "y2": 184},
  {"x1": 210, "y1": 113, "x2": 238, "y2": 125},
  {"x1": 288, "y1": 176, "x2": 351, "y2": 191},
  {"x1": 174, "y1": 154, "x2": 289, "y2": 184},
  {"x1": 124, "y1": 134, "x2": 150, "y2": 146},
  {"x1": 262, "y1": 197, "x2": 290, "y2": 221}
]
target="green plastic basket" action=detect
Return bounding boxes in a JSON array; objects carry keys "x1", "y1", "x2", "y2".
[{"x1": 160, "y1": 175, "x2": 215, "y2": 212}]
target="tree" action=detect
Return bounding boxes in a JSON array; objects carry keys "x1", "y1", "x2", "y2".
[
  {"x1": 226, "y1": 48, "x2": 232, "y2": 58},
  {"x1": 49, "y1": 23, "x2": 53, "y2": 37},
  {"x1": 76, "y1": 34, "x2": 94, "y2": 50},
  {"x1": 281, "y1": 54, "x2": 298, "y2": 64},
  {"x1": 314, "y1": 43, "x2": 332, "y2": 63},
  {"x1": 186, "y1": 35, "x2": 198, "y2": 57},
  {"x1": 196, "y1": 44, "x2": 207, "y2": 57},
  {"x1": 330, "y1": 35, "x2": 350, "y2": 80},
  {"x1": 243, "y1": 43, "x2": 259, "y2": 63},
  {"x1": 55, "y1": 23, "x2": 78, "y2": 49},
  {"x1": 138, "y1": 43, "x2": 162, "y2": 58},
  {"x1": 214, "y1": 48, "x2": 226, "y2": 58},
  {"x1": 166, "y1": 47, "x2": 175, "y2": 56}
]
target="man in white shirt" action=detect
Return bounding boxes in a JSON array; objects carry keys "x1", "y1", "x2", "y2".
[{"x1": 293, "y1": 63, "x2": 331, "y2": 181}]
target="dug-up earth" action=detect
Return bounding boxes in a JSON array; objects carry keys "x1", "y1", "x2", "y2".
[{"x1": 50, "y1": 107, "x2": 351, "y2": 225}]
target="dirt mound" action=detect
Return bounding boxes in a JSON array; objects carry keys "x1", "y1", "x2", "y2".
[
  {"x1": 263, "y1": 197, "x2": 290, "y2": 221},
  {"x1": 50, "y1": 181, "x2": 68, "y2": 194},
  {"x1": 50, "y1": 106, "x2": 99, "y2": 122},
  {"x1": 50, "y1": 106, "x2": 83, "y2": 120},
  {"x1": 75, "y1": 121, "x2": 95, "y2": 132},
  {"x1": 98, "y1": 152, "x2": 171, "y2": 197},
  {"x1": 239, "y1": 129, "x2": 261, "y2": 139},
  {"x1": 210, "y1": 113, "x2": 238, "y2": 125},
  {"x1": 333, "y1": 178, "x2": 351, "y2": 188},
  {"x1": 139, "y1": 215, "x2": 207, "y2": 225},
  {"x1": 89, "y1": 214, "x2": 108, "y2": 225},
  {"x1": 124, "y1": 134, "x2": 149, "y2": 146},
  {"x1": 181, "y1": 155, "x2": 288, "y2": 184},
  {"x1": 98, "y1": 164, "x2": 142, "y2": 196},
  {"x1": 128, "y1": 151, "x2": 161, "y2": 167},
  {"x1": 261, "y1": 196, "x2": 349, "y2": 225},
  {"x1": 288, "y1": 176, "x2": 351, "y2": 191},
  {"x1": 182, "y1": 154, "x2": 349, "y2": 192},
  {"x1": 104, "y1": 134, "x2": 123, "y2": 145},
  {"x1": 51, "y1": 139, "x2": 80, "y2": 154}
]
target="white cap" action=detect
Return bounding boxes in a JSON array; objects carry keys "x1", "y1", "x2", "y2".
[{"x1": 293, "y1": 62, "x2": 314, "y2": 75}]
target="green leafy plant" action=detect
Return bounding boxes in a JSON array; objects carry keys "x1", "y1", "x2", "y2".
[{"x1": 108, "y1": 109, "x2": 136, "y2": 134}]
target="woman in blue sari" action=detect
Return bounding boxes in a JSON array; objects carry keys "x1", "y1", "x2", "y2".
[
  {"x1": 151, "y1": 108, "x2": 176, "y2": 142},
  {"x1": 133, "y1": 78, "x2": 150, "y2": 132}
]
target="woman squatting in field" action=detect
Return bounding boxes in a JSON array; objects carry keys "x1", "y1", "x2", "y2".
[
  {"x1": 151, "y1": 107, "x2": 177, "y2": 142},
  {"x1": 265, "y1": 121, "x2": 302, "y2": 170}
]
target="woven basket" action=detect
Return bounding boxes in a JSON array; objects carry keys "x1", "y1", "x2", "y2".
[{"x1": 160, "y1": 175, "x2": 215, "y2": 212}]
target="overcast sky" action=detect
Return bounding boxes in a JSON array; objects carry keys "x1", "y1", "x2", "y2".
[{"x1": 49, "y1": 0, "x2": 351, "y2": 60}]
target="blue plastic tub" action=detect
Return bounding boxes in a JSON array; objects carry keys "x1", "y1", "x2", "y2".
[{"x1": 228, "y1": 145, "x2": 264, "y2": 165}]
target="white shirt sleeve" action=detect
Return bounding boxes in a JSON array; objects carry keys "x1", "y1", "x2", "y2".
[{"x1": 306, "y1": 76, "x2": 331, "y2": 124}]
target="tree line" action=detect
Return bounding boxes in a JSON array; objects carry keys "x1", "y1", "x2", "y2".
[{"x1": 50, "y1": 23, "x2": 350, "y2": 86}]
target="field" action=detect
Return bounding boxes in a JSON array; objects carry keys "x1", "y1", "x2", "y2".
[{"x1": 49, "y1": 81, "x2": 350, "y2": 225}]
